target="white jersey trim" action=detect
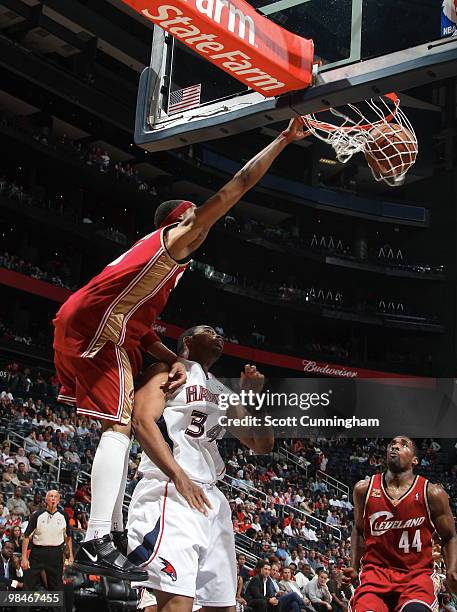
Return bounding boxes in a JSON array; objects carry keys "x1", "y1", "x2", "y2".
[
  {"x1": 118, "y1": 263, "x2": 178, "y2": 346},
  {"x1": 362, "y1": 476, "x2": 374, "y2": 520}
]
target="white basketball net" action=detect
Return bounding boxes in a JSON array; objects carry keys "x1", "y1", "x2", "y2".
[{"x1": 302, "y1": 94, "x2": 418, "y2": 187}]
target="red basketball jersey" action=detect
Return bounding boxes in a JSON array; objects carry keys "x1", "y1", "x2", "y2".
[
  {"x1": 362, "y1": 472, "x2": 435, "y2": 571},
  {"x1": 53, "y1": 226, "x2": 188, "y2": 358}
]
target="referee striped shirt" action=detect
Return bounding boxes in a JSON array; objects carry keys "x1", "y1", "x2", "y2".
[{"x1": 24, "y1": 509, "x2": 70, "y2": 546}]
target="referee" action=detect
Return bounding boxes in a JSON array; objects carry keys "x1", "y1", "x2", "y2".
[{"x1": 21, "y1": 490, "x2": 73, "y2": 608}]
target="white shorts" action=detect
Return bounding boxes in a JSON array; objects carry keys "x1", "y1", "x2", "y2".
[
  {"x1": 137, "y1": 588, "x2": 202, "y2": 611},
  {"x1": 127, "y1": 478, "x2": 237, "y2": 607},
  {"x1": 137, "y1": 587, "x2": 157, "y2": 609}
]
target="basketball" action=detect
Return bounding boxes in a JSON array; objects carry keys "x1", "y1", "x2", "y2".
[{"x1": 364, "y1": 122, "x2": 417, "y2": 180}]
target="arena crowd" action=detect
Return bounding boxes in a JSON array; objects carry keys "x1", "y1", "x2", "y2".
[{"x1": 0, "y1": 362, "x2": 456, "y2": 609}]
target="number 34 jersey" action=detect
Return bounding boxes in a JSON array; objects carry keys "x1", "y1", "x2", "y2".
[
  {"x1": 362, "y1": 472, "x2": 436, "y2": 571},
  {"x1": 138, "y1": 359, "x2": 227, "y2": 485}
]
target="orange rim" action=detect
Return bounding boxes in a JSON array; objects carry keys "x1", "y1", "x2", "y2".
[{"x1": 302, "y1": 92, "x2": 400, "y2": 133}]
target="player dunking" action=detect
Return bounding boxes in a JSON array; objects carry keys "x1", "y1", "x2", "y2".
[
  {"x1": 53, "y1": 117, "x2": 307, "y2": 580},
  {"x1": 127, "y1": 325, "x2": 274, "y2": 612},
  {"x1": 345, "y1": 436, "x2": 457, "y2": 612}
]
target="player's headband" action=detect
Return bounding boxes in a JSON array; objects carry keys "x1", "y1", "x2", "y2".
[{"x1": 159, "y1": 200, "x2": 194, "y2": 228}]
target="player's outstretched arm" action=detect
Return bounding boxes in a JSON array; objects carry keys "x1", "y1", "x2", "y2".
[
  {"x1": 428, "y1": 483, "x2": 457, "y2": 594},
  {"x1": 226, "y1": 401, "x2": 274, "y2": 455},
  {"x1": 223, "y1": 364, "x2": 274, "y2": 454},
  {"x1": 166, "y1": 117, "x2": 308, "y2": 261},
  {"x1": 343, "y1": 479, "x2": 369, "y2": 585},
  {"x1": 133, "y1": 363, "x2": 212, "y2": 515}
]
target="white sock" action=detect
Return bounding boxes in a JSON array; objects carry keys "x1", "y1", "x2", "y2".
[
  {"x1": 111, "y1": 439, "x2": 131, "y2": 532},
  {"x1": 85, "y1": 431, "x2": 131, "y2": 542}
]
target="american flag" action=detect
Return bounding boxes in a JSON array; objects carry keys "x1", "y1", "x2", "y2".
[{"x1": 168, "y1": 84, "x2": 201, "y2": 115}]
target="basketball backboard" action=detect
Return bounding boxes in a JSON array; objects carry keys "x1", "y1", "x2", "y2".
[{"x1": 133, "y1": 0, "x2": 457, "y2": 152}]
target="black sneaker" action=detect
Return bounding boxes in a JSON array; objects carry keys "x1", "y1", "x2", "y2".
[
  {"x1": 112, "y1": 531, "x2": 128, "y2": 556},
  {"x1": 73, "y1": 534, "x2": 147, "y2": 581}
]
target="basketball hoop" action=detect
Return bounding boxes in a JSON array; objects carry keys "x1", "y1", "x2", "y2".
[{"x1": 301, "y1": 93, "x2": 418, "y2": 187}]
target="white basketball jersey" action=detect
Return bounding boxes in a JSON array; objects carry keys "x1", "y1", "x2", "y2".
[{"x1": 138, "y1": 359, "x2": 227, "y2": 484}]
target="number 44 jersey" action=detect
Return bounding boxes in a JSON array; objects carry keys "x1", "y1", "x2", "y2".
[
  {"x1": 138, "y1": 358, "x2": 227, "y2": 485},
  {"x1": 362, "y1": 472, "x2": 436, "y2": 571}
]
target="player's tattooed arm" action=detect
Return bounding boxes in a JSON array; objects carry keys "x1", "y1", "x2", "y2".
[
  {"x1": 427, "y1": 483, "x2": 457, "y2": 594},
  {"x1": 165, "y1": 117, "x2": 308, "y2": 260},
  {"x1": 133, "y1": 363, "x2": 212, "y2": 515},
  {"x1": 342, "y1": 479, "x2": 369, "y2": 585}
]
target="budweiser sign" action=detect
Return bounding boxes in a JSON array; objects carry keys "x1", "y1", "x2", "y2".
[
  {"x1": 302, "y1": 360, "x2": 359, "y2": 379},
  {"x1": 121, "y1": 0, "x2": 313, "y2": 96}
]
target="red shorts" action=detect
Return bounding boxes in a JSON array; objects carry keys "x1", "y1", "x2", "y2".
[
  {"x1": 54, "y1": 343, "x2": 142, "y2": 424},
  {"x1": 350, "y1": 564, "x2": 439, "y2": 612}
]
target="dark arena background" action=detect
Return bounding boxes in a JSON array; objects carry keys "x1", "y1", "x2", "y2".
[{"x1": 1, "y1": 0, "x2": 457, "y2": 611}]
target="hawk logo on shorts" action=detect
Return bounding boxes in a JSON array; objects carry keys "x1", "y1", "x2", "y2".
[
  {"x1": 159, "y1": 557, "x2": 177, "y2": 581},
  {"x1": 372, "y1": 488, "x2": 381, "y2": 497}
]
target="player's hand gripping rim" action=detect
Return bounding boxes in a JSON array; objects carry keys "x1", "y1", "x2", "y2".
[
  {"x1": 174, "y1": 471, "x2": 212, "y2": 516},
  {"x1": 281, "y1": 116, "x2": 310, "y2": 143}
]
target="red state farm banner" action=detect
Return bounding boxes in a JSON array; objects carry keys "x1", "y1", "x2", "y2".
[{"x1": 121, "y1": 0, "x2": 314, "y2": 96}]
